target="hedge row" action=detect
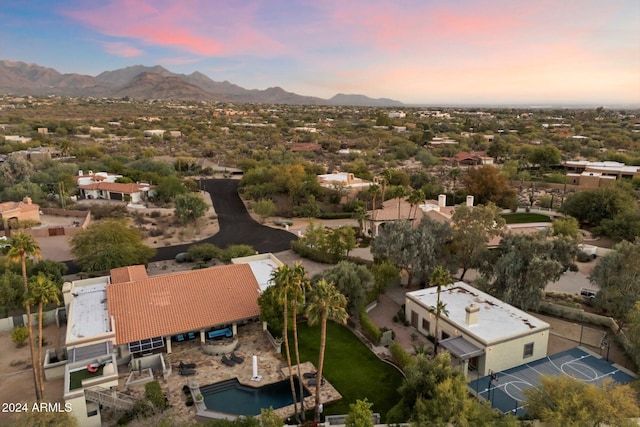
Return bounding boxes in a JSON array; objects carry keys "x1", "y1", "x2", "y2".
[{"x1": 360, "y1": 310, "x2": 382, "y2": 345}]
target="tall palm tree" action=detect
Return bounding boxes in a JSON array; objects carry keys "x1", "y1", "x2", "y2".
[
  {"x1": 272, "y1": 265, "x2": 304, "y2": 422},
  {"x1": 28, "y1": 273, "x2": 61, "y2": 395},
  {"x1": 369, "y1": 183, "x2": 380, "y2": 221},
  {"x1": 396, "y1": 187, "x2": 409, "y2": 219},
  {"x1": 289, "y1": 263, "x2": 310, "y2": 420},
  {"x1": 6, "y1": 232, "x2": 42, "y2": 401},
  {"x1": 429, "y1": 266, "x2": 452, "y2": 353},
  {"x1": 305, "y1": 279, "x2": 348, "y2": 422}
]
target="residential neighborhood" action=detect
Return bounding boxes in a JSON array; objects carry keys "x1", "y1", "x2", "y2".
[{"x1": 0, "y1": 93, "x2": 638, "y2": 426}]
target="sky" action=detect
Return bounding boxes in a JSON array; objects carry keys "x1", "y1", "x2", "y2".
[{"x1": 1, "y1": 0, "x2": 639, "y2": 106}]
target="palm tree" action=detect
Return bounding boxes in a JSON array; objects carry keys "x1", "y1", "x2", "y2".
[
  {"x1": 449, "y1": 167, "x2": 461, "y2": 192},
  {"x1": 305, "y1": 279, "x2": 348, "y2": 421},
  {"x1": 28, "y1": 273, "x2": 61, "y2": 395},
  {"x1": 289, "y1": 263, "x2": 310, "y2": 420},
  {"x1": 396, "y1": 187, "x2": 409, "y2": 219},
  {"x1": 407, "y1": 188, "x2": 425, "y2": 221},
  {"x1": 272, "y1": 264, "x2": 308, "y2": 422},
  {"x1": 6, "y1": 232, "x2": 42, "y2": 401},
  {"x1": 369, "y1": 184, "x2": 380, "y2": 221},
  {"x1": 429, "y1": 266, "x2": 452, "y2": 353}
]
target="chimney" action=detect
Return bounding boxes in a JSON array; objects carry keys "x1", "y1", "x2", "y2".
[
  {"x1": 466, "y1": 195, "x2": 474, "y2": 207},
  {"x1": 465, "y1": 304, "x2": 480, "y2": 326},
  {"x1": 22, "y1": 196, "x2": 32, "y2": 205},
  {"x1": 78, "y1": 170, "x2": 83, "y2": 176},
  {"x1": 438, "y1": 194, "x2": 447, "y2": 208}
]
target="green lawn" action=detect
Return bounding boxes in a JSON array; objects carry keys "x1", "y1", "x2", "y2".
[
  {"x1": 501, "y1": 213, "x2": 552, "y2": 224},
  {"x1": 286, "y1": 321, "x2": 403, "y2": 417},
  {"x1": 69, "y1": 365, "x2": 104, "y2": 390}
]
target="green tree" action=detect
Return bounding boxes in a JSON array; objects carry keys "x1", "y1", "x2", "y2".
[
  {"x1": 320, "y1": 261, "x2": 373, "y2": 318},
  {"x1": 406, "y1": 188, "x2": 425, "y2": 221},
  {"x1": 71, "y1": 219, "x2": 156, "y2": 272},
  {"x1": 371, "y1": 217, "x2": 454, "y2": 286},
  {"x1": 626, "y1": 302, "x2": 640, "y2": 368},
  {"x1": 528, "y1": 145, "x2": 561, "y2": 170},
  {"x1": 27, "y1": 272, "x2": 61, "y2": 395},
  {"x1": 259, "y1": 407, "x2": 283, "y2": 427},
  {"x1": 174, "y1": 192, "x2": 208, "y2": 224},
  {"x1": 155, "y1": 175, "x2": 186, "y2": 201},
  {"x1": 11, "y1": 325, "x2": 28, "y2": 347},
  {"x1": 187, "y1": 243, "x2": 221, "y2": 262},
  {"x1": 596, "y1": 209, "x2": 640, "y2": 242},
  {"x1": 345, "y1": 398, "x2": 374, "y2": 427},
  {"x1": 480, "y1": 231, "x2": 578, "y2": 311},
  {"x1": 462, "y1": 165, "x2": 517, "y2": 209},
  {"x1": 305, "y1": 279, "x2": 349, "y2": 421},
  {"x1": 0, "y1": 270, "x2": 22, "y2": 317},
  {"x1": 253, "y1": 199, "x2": 276, "y2": 223},
  {"x1": 451, "y1": 203, "x2": 505, "y2": 281},
  {"x1": 561, "y1": 182, "x2": 636, "y2": 228},
  {"x1": 371, "y1": 261, "x2": 400, "y2": 297},
  {"x1": 552, "y1": 215, "x2": 581, "y2": 238},
  {"x1": 258, "y1": 285, "x2": 286, "y2": 337},
  {"x1": 590, "y1": 239, "x2": 640, "y2": 329},
  {"x1": 524, "y1": 375, "x2": 639, "y2": 426},
  {"x1": 6, "y1": 232, "x2": 42, "y2": 401},
  {"x1": 326, "y1": 226, "x2": 356, "y2": 260}
]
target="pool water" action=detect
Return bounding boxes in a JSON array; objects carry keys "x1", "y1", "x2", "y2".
[{"x1": 201, "y1": 377, "x2": 310, "y2": 416}]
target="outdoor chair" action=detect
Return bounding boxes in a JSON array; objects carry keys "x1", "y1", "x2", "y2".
[
  {"x1": 303, "y1": 371, "x2": 317, "y2": 379},
  {"x1": 307, "y1": 377, "x2": 325, "y2": 386},
  {"x1": 221, "y1": 355, "x2": 235, "y2": 367},
  {"x1": 230, "y1": 352, "x2": 244, "y2": 364},
  {"x1": 178, "y1": 368, "x2": 196, "y2": 376},
  {"x1": 179, "y1": 361, "x2": 196, "y2": 369}
]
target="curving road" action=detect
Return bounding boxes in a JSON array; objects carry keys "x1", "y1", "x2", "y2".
[{"x1": 64, "y1": 179, "x2": 297, "y2": 274}]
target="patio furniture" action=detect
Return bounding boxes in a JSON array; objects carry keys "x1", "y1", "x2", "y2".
[
  {"x1": 221, "y1": 355, "x2": 235, "y2": 367},
  {"x1": 303, "y1": 372, "x2": 317, "y2": 379},
  {"x1": 187, "y1": 332, "x2": 197, "y2": 340},
  {"x1": 179, "y1": 368, "x2": 196, "y2": 376},
  {"x1": 307, "y1": 377, "x2": 325, "y2": 386},
  {"x1": 207, "y1": 328, "x2": 233, "y2": 340},
  {"x1": 87, "y1": 363, "x2": 99, "y2": 373},
  {"x1": 179, "y1": 361, "x2": 196, "y2": 369},
  {"x1": 175, "y1": 334, "x2": 185, "y2": 342},
  {"x1": 230, "y1": 352, "x2": 244, "y2": 364}
]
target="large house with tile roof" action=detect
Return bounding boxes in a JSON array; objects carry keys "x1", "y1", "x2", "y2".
[
  {"x1": 75, "y1": 170, "x2": 157, "y2": 203},
  {"x1": 54, "y1": 257, "x2": 279, "y2": 427},
  {"x1": 0, "y1": 196, "x2": 40, "y2": 230}
]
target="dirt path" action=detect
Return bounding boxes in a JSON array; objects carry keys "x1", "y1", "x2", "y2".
[{"x1": 0, "y1": 324, "x2": 66, "y2": 425}]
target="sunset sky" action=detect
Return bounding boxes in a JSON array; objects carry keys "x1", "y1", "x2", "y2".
[{"x1": 2, "y1": 0, "x2": 639, "y2": 105}]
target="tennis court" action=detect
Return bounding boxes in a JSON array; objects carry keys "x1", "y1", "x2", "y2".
[{"x1": 468, "y1": 347, "x2": 636, "y2": 417}]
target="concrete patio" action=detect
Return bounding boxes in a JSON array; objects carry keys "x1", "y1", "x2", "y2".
[{"x1": 106, "y1": 322, "x2": 340, "y2": 423}]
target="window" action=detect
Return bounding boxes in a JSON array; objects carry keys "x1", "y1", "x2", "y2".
[
  {"x1": 441, "y1": 331, "x2": 450, "y2": 340},
  {"x1": 422, "y1": 318, "x2": 430, "y2": 332},
  {"x1": 523, "y1": 342, "x2": 534, "y2": 358}
]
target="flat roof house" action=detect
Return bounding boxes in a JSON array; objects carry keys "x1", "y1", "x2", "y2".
[{"x1": 406, "y1": 282, "x2": 550, "y2": 377}]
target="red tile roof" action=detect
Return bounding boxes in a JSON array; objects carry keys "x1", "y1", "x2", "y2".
[
  {"x1": 110, "y1": 265, "x2": 149, "y2": 284},
  {"x1": 106, "y1": 264, "x2": 261, "y2": 344}
]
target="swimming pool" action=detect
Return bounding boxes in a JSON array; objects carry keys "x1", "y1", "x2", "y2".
[{"x1": 200, "y1": 377, "x2": 310, "y2": 416}]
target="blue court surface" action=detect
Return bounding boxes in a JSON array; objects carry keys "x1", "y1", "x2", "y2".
[{"x1": 468, "y1": 347, "x2": 636, "y2": 417}]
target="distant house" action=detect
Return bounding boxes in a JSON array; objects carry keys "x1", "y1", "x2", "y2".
[
  {"x1": 446, "y1": 151, "x2": 494, "y2": 166},
  {"x1": 317, "y1": 171, "x2": 373, "y2": 194},
  {"x1": 0, "y1": 196, "x2": 40, "y2": 230},
  {"x1": 8, "y1": 146, "x2": 62, "y2": 162},
  {"x1": 75, "y1": 171, "x2": 156, "y2": 203},
  {"x1": 143, "y1": 129, "x2": 165, "y2": 137},
  {"x1": 406, "y1": 282, "x2": 550, "y2": 376},
  {"x1": 564, "y1": 160, "x2": 640, "y2": 188}
]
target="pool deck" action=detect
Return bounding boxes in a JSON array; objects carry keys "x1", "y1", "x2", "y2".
[{"x1": 113, "y1": 322, "x2": 341, "y2": 423}]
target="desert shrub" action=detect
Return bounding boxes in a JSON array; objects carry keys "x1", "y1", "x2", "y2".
[
  {"x1": 220, "y1": 244, "x2": 255, "y2": 263},
  {"x1": 360, "y1": 310, "x2": 381, "y2": 345},
  {"x1": 145, "y1": 380, "x2": 167, "y2": 410},
  {"x1": 188, "y1": 243, "x2": 221, "y2": 261},
  {"x1": 150, "y1": 210, "x2": 162, "y2": 218},
  {"x1": 11, "y1": 325, "x2": 28, "y2": 347},
  {"x1": 576, "y1": 251, "x2": 593, "y2": 263},
  {"x1": 389, "y1": 342, "x2": 413, "y2": 370},
  {"x1": 148, "y1": 227, "x2": 164, "y2": 237}
]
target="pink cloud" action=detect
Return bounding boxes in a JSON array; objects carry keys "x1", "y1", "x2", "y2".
[
  {"x1": 102, "y1": 41, "x2": 143, "y2": 57},
  {"x1": 62, "y1": 0, "x2": 284, "y2": 57}
]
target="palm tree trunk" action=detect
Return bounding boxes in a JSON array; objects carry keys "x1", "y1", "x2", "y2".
[
  {"x1": 292, "y1": 291, "x2": 305, "y2": 420},
  {"x1": 315, "y1": 315, "x2": 328, "y2": 421},
  {"x1": 38, "y1": 302, "x2": 45, "y2": 395},
  {"x1": 283, "y1": 298, "x2": 299, "y2": 422},
  {"x1": 22, "y1": 255, "x2": 41, "y2": 402},
  {"x1": 434, "y1": 287, "x2": 441, "y2": 353}
]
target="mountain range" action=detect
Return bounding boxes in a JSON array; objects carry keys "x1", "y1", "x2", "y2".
[{"x1": 0, "y1": 60, "x2": 403, "y2": 107}]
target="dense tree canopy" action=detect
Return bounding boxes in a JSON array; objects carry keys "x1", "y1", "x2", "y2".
[
  {"x1": 317, "y1": 261, "x2": 373, "y2": 317},
  {"x1": 560, "y1": 182, "x2": 637, "y2": 229},
  {"x1": 174, "y1": 192, "x2": 208, "y2": 223},
  {"x1": 590, "y1": 239, "x2": 640, "y2": 328},
  {"x1": 462, "y1": 165, "x2": 517, "y2": 209},
  {"x1": 71, "y1": 219, "x2": 156, "y2": 272},
  {"x1": 371, "y1": 217, "x2": 454, "y2": 286},
  {"x1": 480, "y1": 231, "x2": 578, "y2": 311},
  {"x1": 524, "y1": 376, "x2": 639, "y2": 426}
]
